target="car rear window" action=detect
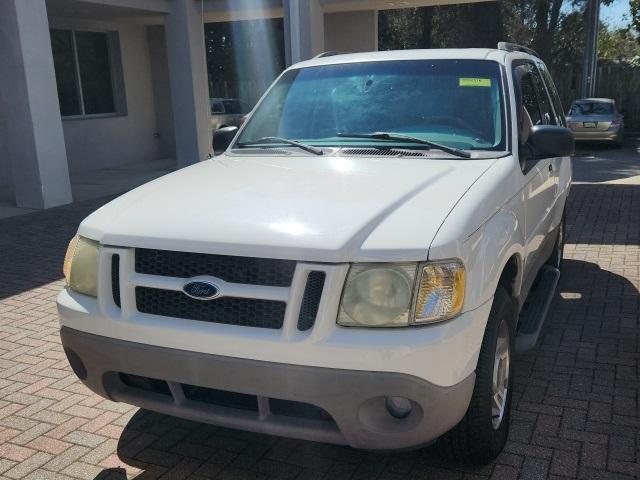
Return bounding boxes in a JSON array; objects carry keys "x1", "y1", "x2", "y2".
[{"x1": 570, "y1": 102, "x2": 614, "y2": 115}]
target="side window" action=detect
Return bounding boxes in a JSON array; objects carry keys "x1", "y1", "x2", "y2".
[
  {"x1": 520, "y1": 74, "x2": 542, "y2": 126},
  {"x1": 538, "y1": 64, "x2": 566, "y2": 126},
  {"x1": 530, "y1": 71, "x2": 555, "y2": 125},
  {"x1": 50, "y1": 29, "x2": 125, "y2": 117},
  {"x1": 515, "y1": 62, "x2": 556, "y2": 127}
]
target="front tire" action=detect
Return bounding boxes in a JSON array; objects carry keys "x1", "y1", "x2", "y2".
[{"x1": 437, "y1": 287, "x2": 516, "y2": 465}]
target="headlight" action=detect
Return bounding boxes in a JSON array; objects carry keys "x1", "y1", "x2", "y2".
[
  {"x1": 414, "y1": 261, "x2": 465, "y2": 323},
  {"x1": 63, "y1": 235, "x2": 99, "y2": 297},
  {"x1": 338, "y1": 264, "x2": 416, "y2": 327},
  {"x1": 337, "y1": 260, "x2": 465, "y2": 327}
]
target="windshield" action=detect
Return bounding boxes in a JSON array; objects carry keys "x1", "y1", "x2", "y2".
[
  {"x1": 570, "y1": 102, "x2": 614, "y2": 115},
  {"x1": 235, "y1": 59, "x2": 506, "y2": 153}
]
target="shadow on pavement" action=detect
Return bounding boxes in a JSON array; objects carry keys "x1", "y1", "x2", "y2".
[
  {"x1": 0, "y1": 195, "x2": 115, "y2": 301},
  {"x1": 566, "y1": 183, "x2": 639, "y2": 245},
  {"x1": 572, "y1": 136, "x2": 640, "y2": 183}
]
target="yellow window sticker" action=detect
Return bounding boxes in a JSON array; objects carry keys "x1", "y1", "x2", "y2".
[{"x1": 459, "y1": 78, "x2": 492, "y2": 87}]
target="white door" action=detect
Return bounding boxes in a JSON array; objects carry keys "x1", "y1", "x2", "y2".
[{"x1": 517, "y1": 63, "x2": 557, "y2": 284}]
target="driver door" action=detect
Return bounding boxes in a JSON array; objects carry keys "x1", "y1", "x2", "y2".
[{"x1": 515, "y1": 62, "x2": 557, "y2": 294}]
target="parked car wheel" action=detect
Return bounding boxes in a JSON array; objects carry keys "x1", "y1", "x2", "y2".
[
  {"x1": 546, "y1": 213, "x2": 565, "y2": 270},
  {"x1": 437, "y1": 287, "x2": 515, "y2": 465}
]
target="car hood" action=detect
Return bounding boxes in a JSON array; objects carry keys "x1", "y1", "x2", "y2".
[{"x1": 79, "y1": 154, "x2": 496, "y2": 262}]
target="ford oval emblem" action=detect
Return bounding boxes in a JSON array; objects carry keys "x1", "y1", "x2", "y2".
[{"x1": 182, "y1": 281, "x2": 220, "y2": 300}]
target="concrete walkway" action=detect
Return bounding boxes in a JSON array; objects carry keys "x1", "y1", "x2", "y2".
[{"x1": 0, "y1": 144, "x2": 638, "y2": 479}]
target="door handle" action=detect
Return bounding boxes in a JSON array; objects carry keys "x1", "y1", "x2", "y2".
[{"x1": 548, "y1": 164, "x2": 553, "y2": 172}]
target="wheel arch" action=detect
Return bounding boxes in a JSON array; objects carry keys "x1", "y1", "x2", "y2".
[{"x1": 496, "y1": 253, "x2": 522, "y2": 302}]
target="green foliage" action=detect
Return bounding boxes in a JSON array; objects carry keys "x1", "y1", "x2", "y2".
[
  {"x1": 378, "y1": 2, "x2": 503, "y2": 51},
  {"x1": 379, "y1": 0, "x2": 637, "y2": 67},
  {"x1": 632, "y1": 0, "x2": 640, "y2": 40},
  {"x1": 598, "y1": 25, "x2": 640, "y2": 59}
]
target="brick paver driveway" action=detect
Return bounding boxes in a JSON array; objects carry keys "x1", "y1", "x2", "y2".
[{"x1": 1, "y1": 142, "x2": 639, "y2": 479}]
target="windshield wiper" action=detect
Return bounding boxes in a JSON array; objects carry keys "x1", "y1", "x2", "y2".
[
  {"x1": 336, "y1": 131, "x2": 471, "y2": 159},
  {"x1": 237, "y1": 137, "x2": 323, "y2": 155}
]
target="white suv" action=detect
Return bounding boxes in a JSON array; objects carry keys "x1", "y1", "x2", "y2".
[{"x1": 58, "y1": 44, "x2": 573, "y2": 464}]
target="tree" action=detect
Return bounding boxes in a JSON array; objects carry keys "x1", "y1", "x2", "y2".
[
  {"x1": 632, "y1": 0, "x2": 640, "y2": 40},
  {"x1": 378, "y1": 2, "x2": 503, "y2": 51},
  {"x1": 532, "y1": 0, "x2": 565, "y2": 56},
  {"x1": 598, "y1": 25, "x2": 640, "y2": 59}
]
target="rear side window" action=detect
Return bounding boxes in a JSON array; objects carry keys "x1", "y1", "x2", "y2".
[
  {"x1": 516, "y1": 63, "x2": 555, "y2": 126},
  {"x1": 538, "y1": 64, "x2": 566, "y2": 126},
  {"x1": 530, "y1": 70, "x2": 555, "y2": 125}
]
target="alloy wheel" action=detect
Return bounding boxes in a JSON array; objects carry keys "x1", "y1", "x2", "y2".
[{"x1": 491, "y1": 318, "x2": 510, "y2": 430}]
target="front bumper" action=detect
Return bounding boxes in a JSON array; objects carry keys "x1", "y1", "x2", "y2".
[
  {"x1": 61, "y1": 326, "x2": 475, "y2": 450},
  {"x1": 571, "y1": 130, "x2": 622, "y2": 142}
]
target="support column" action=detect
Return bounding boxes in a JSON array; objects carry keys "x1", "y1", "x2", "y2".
[
  {"x1": 0, "y1": 0, "x2": 72, "y2": 209},
  {"x1": 165, "y1": 0, "x2": 211, "y2": 168},
  {"x1": 284, "y1": 0, "x2": 325, "y2": 65}
]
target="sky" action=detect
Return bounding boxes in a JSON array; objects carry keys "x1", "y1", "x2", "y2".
[
  {"x1": 599, "y1": 0, "x2": 632, "y2": 28},
  {"x1": 560, "y1": 0, "x2": 632, "y2": 29}
]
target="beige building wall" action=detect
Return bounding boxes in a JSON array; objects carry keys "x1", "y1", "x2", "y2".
[{"x1": 147, "y1": 25, "x2": 176, "y2": 160}]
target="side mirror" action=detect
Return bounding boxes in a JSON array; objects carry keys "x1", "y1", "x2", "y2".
[
  {"x1": 212, "y1": 126, "x2": 238, "y2": 154},
  {"x1": 528, "y1": 125, "x2": 574, "y2": 158}
]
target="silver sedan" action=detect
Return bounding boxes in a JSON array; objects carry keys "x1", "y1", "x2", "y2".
[{"x1": 566, "y1": 98, "x2": 624, "y2": 147}]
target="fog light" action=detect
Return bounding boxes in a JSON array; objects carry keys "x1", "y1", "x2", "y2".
[{"x1": 385, "y1": 396, "x2": 412, "y2": 419}]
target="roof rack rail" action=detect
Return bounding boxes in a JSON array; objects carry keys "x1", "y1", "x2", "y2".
[
  {"x1": 314, "y1": 51, "x2": 350, "y2": 58},
  {"x1": 497, "y1": 42, "x2": 540, "y2": 58}
]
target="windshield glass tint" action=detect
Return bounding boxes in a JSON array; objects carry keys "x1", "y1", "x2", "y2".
[
  {"x1": 570, "y1": 102, "x2": 614, "y2": 115},
  {"x1": 236, "y1": 60, "x2": 506, "y2": 152}
]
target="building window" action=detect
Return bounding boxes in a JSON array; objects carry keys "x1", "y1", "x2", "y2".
[{"x1": 50, "y1": 29, "x2": 125, "y2": 117}]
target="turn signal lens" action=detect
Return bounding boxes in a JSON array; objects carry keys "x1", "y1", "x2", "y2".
[
  {"x1": 63, "y1": 235, "x2": 80, "y2": 285},
  {"x1": 63, "y1": 235, "x2": 99, "y2": 297},
  {"x1": 413, "y1": 261, "x2": 465, "y2": 324}
]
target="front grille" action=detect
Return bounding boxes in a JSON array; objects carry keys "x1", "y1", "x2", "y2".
[
  {"x1": 297, "y1": 271, "x2": 325, "y2": 331},
  {"x1": 182, "y1": 384, "x2": 258, "y2": 411},
  {"x1": 113, "y1": 373, "x2": 336, "y2": 425},
  {"x1": 119, "y1": 373, "x2": 170, "y2": 396},
  {"x1": 269, "y1": 398, "x2": 333, "y2": 422},
  {"x1": 111, "y1": 254, "x2": 121, "y2": 307},
  {"x1": 136, "y1": 287, "x2": 286, "y2": 329},
  {"x1": 135, "y1": 248, "x2": 296, "y2": 287}
]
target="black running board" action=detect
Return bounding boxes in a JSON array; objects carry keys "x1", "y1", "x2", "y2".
[{"x1": 515, "y1": 265, "x2": 561, "y2": 353}]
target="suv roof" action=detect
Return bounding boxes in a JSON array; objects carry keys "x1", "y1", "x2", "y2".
[{"x1": 293, "y1": 47, "x2": 539, "y2": 70}]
